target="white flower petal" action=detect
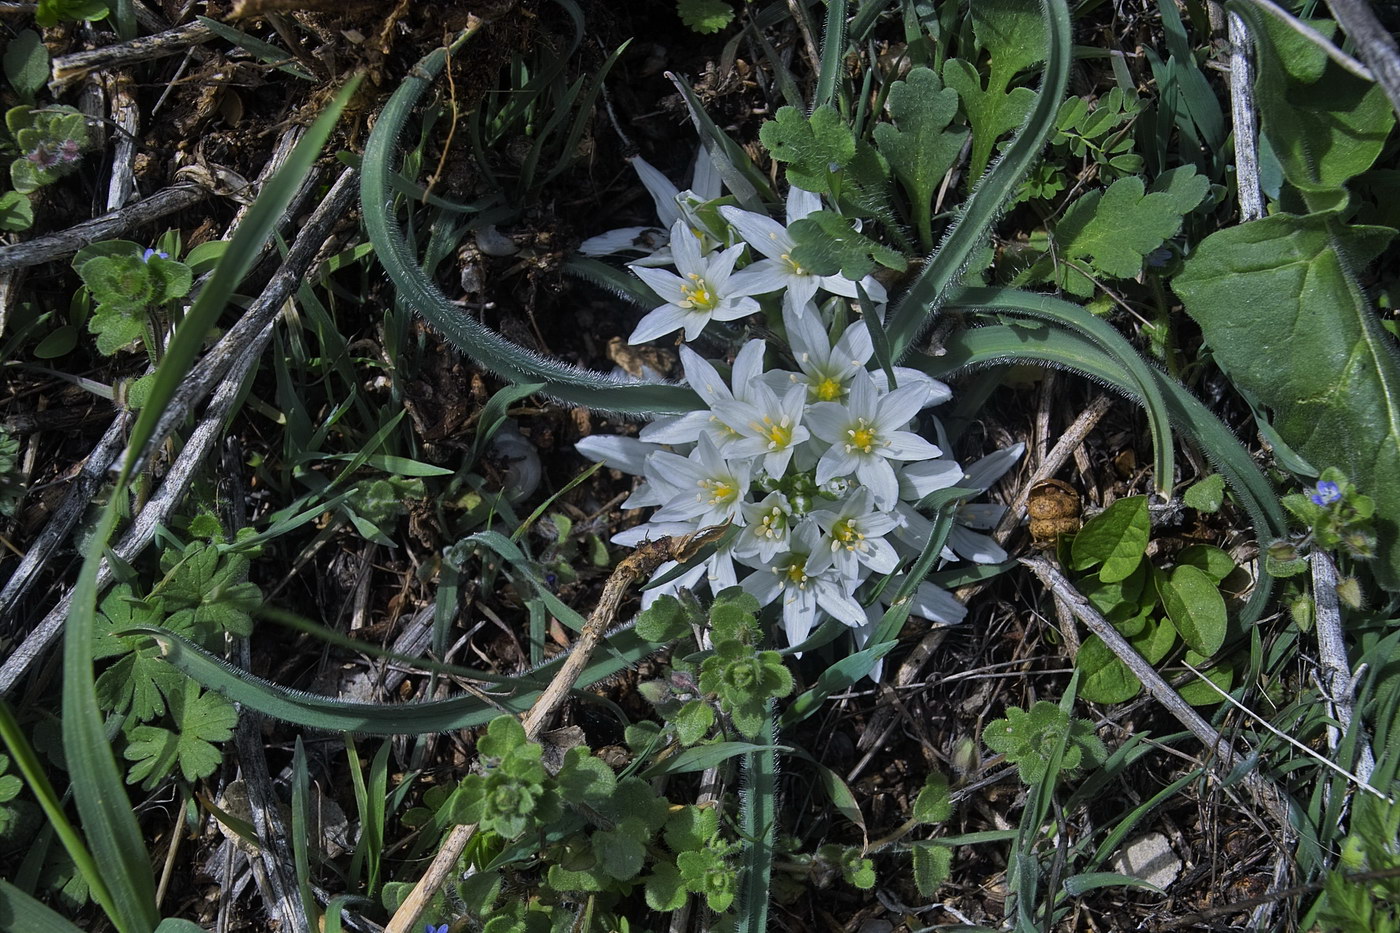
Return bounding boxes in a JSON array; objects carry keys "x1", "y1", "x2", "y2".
[
  {"x1": 630, "y1": 156, "x2": 682, "y2": 228},
  {"x1": 628, "y1": 304, "x2": 691, "y2": 345},
  {"x1": 630, "y1": 265, "x2": 686, "y2": 304},
  {"x1": 575, "y1": 434, "x2": 657, "y2": 475},
  {"x1": 578, "y1": 226, "x2": 667, "y2": 256},
  {"x1": 786, "y1": 186, "x2": 822, "y2": 221},
  {"x1": 948, "y1": 525, "x2": 1008, "y2": 563},
  {"x1": 719, "y1": 206, "x2": 791, "y2": 260},
  {"x1": 910, "y1": 582, "x2": 967, "y2": 625},
  {"x1": 962, "y1": 443, "x2": 1025, "y2": 491},
  {"x1": 898, "y1": 459, "x2": 964, "y2": 500}
]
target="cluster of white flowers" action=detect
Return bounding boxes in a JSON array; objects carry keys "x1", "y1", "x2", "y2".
[{"x1": 577, "y1": 152, "x2": 1022, "y2": 669}]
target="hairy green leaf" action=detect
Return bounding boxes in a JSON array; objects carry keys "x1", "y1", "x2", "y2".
[
  {"x1": 912, "y1": 842, "x2": 952, "y2": 896},
  {"x1": 789, "y1": 210, "x2": 907, "y2": 280},
  {"x1": 759, "y1": 105, "x2": 856, "y2": 192},
  {"x1": 677, "y1": 0, "x2": 734, "y2": 34},
  {"x1": 1174, "y1": 211, "x2": 1400, "y2": 588},
  {"x1": 1028, "y1": 167, "x2": 1208, "y2": 296},
  {"x1": 1184, "y1": 474, "x2": 1225, "y2": 513},
  {"x1": 873, "y1": 66, "x2": 967, "y2": 249}
]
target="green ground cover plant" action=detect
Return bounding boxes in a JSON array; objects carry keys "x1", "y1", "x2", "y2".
[{"x1": 0, "y1": 1, "x2": 1397, "y2": 931}]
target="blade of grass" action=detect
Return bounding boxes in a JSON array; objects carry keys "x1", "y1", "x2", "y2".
[
  {"x1": 814, "y1": 0, "x2": 849, "y2": 110},
  {"x1": 737, "y1": 703, "x2": 778, "y2": 933},
  {"x1": 0, "y1": 702, "x2": 118, "y2": 926},
  {"x1": 0, "y1": 881, "x2": 89, "y2": 933},
  {"x1": 290, "y1": 738, "x2": 319, "y2": 928}
]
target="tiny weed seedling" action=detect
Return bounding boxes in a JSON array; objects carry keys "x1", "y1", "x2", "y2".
[
  {"x1": 1065, "y1": 494, "x2": 1241, "y2": 705},
  {"x1": 6, "y1": 105, "x2": 88, "y2": 195},
  {"x1": 75, "y1": 240, "x2": 193, "y2": 361}
]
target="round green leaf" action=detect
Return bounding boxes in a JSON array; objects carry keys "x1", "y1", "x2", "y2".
[
  {"x1": 1075, "y1": 635, "x2": 1141, "y2": 704},
  {"x1": 1157, "y1": 564, "x2": 1227, "y2": 655},
  {"x1": 1071, "y1": 496, "x2": 1149, "y2": 582}
]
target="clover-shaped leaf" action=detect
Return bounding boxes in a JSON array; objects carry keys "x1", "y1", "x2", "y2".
[
  {"x1": 157, "y1": 541, "x2": 260, "y2": 638},
  {"x1": 1032, "y1": 167, "x2": 1209, "y2": 296}
]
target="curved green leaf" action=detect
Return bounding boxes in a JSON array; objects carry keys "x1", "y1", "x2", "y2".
[
  {"x1": 951, "y1": 285, "x2": 1176, "y2": 491},
  {"x1": 910, "y1": 323, "x2": 1284, "y2": 624},
  {"x1": 361, "y1": 32, "x2": 703, "y2": 415},
  {"x1": 132, "y1": 620, "x2": 671, "y2": 735}
]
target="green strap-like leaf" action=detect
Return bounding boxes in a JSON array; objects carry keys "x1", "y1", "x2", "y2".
[
  {"x1": 0, "y1": 880, "x2": 89, "y2": 933},
  {"x1": 949, "y1": 286, "x2": 1175, "y2": 492},
  {"x1": 912, "y1": 323, "x2": 1284, "y2": 624},
  {"x1": 884, "y1": 0, "x2": 1071, "y2": 361},
  {"x1": 359, "y1": 32, "x2": 702, "y2": 415},
  {"x1": 737, "y1": 704, "x2": 778, "y2": 933},
  {"x1": 132, "y1": 619, "x2": 671, "y2": 735}
]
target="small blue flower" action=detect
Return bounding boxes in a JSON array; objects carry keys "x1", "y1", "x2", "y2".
[
  {"x1": 1309, "y1": 480, "x2": 1342, "y2": 506},
  {"x1": 141, "y1": 248, "x2": 170, "y2": 263},
  {"x1": 425, "y1": 924, "x2": 448, "y2": 933}
]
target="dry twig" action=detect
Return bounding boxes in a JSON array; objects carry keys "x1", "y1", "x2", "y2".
[{"x1": 383, "y1": 535, "x2": 678, "y2": 933}]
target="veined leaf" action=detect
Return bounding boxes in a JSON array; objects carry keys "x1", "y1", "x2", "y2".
[
  {"x1": 1235, "y1": 4, "x2": 1395, "y2": 208},
  {"x1": 1023, "y1": 167, "x2": 1209, "y2": 296},
  {"x1": 1174, "y1": 211, "x2": 1400, "y2": 588},
  {"x1": 872, "y1": 67, "x2": 967, "y2": 250}
]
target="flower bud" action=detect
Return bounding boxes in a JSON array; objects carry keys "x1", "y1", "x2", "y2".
[{"x1": 1335, "y1": 576, "x2": 1365, "y2": 611}]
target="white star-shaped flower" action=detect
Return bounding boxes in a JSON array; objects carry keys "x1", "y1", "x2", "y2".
[
  {"x1": 808, "y1": 487, "x2": 902, "y2": 578},
  {"x1": 805, "y1": 371, "x2": 942, "y2": 508},
  {"x1": 627, "y1": 221, "x2": 768, "y2": 344},
  {"x1": 739, "y1": 523, "x2": 866, "y2": 648},
  {"x1": 719, "y1": 187, "x2": 887, "y2": 316}
]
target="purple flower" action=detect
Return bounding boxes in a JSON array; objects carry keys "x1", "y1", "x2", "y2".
[
  {"x1": 142, "y1": 248, "x2": 170, "y2": 263},
  {"x1": 26, "y1": 145, "x2": 57, "y2": 169},
  {"x1": 425, "y1": 924, "x2": 448, "y2": 933},
  {"x1": 57, "y1": 138, "x2": 83, "y2": 163},
  {"x1": 1309, "y1": 480, "x2": 1342, "y2": 507}
]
